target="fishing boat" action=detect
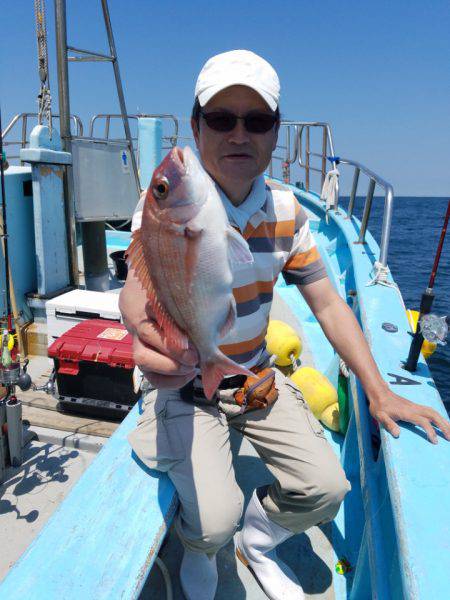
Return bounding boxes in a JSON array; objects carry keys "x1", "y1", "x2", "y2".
[{"x1": 1, "y1": 2, "x2": 449, "y2": 599}]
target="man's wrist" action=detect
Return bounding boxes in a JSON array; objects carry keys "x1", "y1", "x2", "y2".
[{"x1": 365, "y1": 380, "x2": 391, "y2": 407}]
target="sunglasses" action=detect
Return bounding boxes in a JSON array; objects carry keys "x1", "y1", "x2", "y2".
[{"x1": 200, "y1": 110, "x2": 278, "y2": 134}]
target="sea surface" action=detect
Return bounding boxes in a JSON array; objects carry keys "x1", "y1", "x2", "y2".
[{"x1": 341, "y1": 196, "x2": 450, "y2": 409}]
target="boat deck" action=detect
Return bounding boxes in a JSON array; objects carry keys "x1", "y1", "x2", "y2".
[{"x1": 0, "y1": 430, "x2": 99, "y2": 581}]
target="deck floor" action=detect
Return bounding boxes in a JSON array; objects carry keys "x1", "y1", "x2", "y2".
[{"x1": 0, "y1": 432, "x2": 98, "y2": 581}]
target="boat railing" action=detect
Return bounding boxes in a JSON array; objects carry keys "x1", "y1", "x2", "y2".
[
  {"x1": 269, "y1": 121, "x2": 337, "y2": 190},
  {"x1": 270, "y1": 122, "x2": 393, "y2": 267},
  {"x1": 1, "y1": 112, "x2": 84, "y2": 160},
  {"x1": 89, "y1": 113, "x2": 179, "y2": 169},
  {"x1": 335, "y1": 157, "x2": 394, "y2": 267}
]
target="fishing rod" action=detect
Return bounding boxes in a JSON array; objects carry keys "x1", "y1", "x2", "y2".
[
  {"x1": 404, "y1": 199, "x2": 450, "y2": 372},
  {"x1": 0, "y1": 109, "x2": 12, "y2": 332},
  {"x1": 0, "y1": 109, "x2": 32, "y2": 472}
]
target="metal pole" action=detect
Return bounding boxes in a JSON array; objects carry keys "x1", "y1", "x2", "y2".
[
  {"x1": 305, "y1": 127, "x2": 310, "y2": 192},
  {"x1": 21, "y1": 117, "x2": 27, "y2": 150},
  {"x1": 100, "y1": 0, "x2": 140, "y2": 191},
  {"x1": 286, "y1": 126, "x2": 291, "y2": 164},
  {"x1": 378, "y1": 186, "x2": 394, "y2": 267},
  {"x1": 321, "y1": 127, "x2": 327, "y2": 189},
  {"x1": 358, "y1": 179, "x2": 376, "y2": 244},
  {"x1": 348, "y1": 168, "x2": 360, "y2": 217},
  {"x1": 54, "y1": 0, "x2": 79, "y2": 286}
]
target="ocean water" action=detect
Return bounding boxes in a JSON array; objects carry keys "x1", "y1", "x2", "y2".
[{"x1": 341, "y1": 196, "x2": 450, "y2": 408}]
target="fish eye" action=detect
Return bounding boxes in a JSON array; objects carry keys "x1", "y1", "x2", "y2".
[{"x1": 153, "y1": 177, "x2": 170, "y2": 200}]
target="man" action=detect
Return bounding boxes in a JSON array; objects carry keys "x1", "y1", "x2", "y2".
[{"x1": 120, "y1": 50, "x2": 450, "y2": 600}]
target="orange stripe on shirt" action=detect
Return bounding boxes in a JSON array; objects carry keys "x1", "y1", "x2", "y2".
[
  {"x1": 233, "y1": 278, "x2": 277, "y2": 303},
  {"x1": 219, "y1": 328, "x2": 267, "y2": 355},
  {"x1": 284, "y1": 246, "x2": 320, "y2": 271}
]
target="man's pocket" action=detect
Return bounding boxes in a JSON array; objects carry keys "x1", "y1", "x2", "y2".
[{"x1": 128, "y1": 390, "x2": 185, "y2": 472}]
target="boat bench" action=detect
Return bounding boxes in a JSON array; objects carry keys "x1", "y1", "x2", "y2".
[{"x1": 0, "y1": 401, "x2": 178, "y2": 600}]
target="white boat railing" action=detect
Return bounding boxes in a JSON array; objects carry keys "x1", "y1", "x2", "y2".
[
  {"x1": 336, "y1": 157, "x2": 394, "y2": 267},
  {"x1": 88, "y1": 113, "x2": 179, "y2": 173},
  {"x1": 270, "y1": 122, "x2": 394, "y2": 267},
  {"x1": 89, "y1": 113, "x2": 179, "y2": 147},
  {"x1": 269, "y1": 121, "x2": 337, "y2": 190},
  {"x1": 1, "y1": 112, "x2": 83, "y2": 160}
]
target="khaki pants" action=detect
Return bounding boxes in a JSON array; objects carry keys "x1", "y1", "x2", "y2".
[{"x1": 127, "y1": 369, "x2": 351, "y2": 555}]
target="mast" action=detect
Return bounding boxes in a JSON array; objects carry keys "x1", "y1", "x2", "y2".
[{"x1": 54, "y1": 0, "x2": 79, "y2": 286}]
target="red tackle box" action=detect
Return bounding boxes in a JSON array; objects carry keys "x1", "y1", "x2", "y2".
[{"x1": 48, "y1": 319, "x2": 139, "y2": 420}]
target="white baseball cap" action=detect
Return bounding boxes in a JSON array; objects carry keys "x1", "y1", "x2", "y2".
[{"x1": 195, "y1": 50, "x2": 280, "y2": 111}]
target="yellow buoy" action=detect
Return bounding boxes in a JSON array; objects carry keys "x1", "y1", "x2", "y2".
[
  {"x1": 7, "y1": 334, "x2": 15, "y2": 351},
  {"x1": 290, "y1": 366, "x2": 340, "y2": 432},
  {"x1": 406, "y1": 309, "x2": 437, "y2": 359},
  {"x1": 266, "y1": 320, "x2": 302, "y2": 367}
]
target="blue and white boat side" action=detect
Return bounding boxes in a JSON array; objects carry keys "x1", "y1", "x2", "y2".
[{"x1": 275, "y1": 180, "x2": 450, "y2": 599}]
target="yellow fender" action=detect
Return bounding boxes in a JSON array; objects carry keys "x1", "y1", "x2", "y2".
[
  {"x1": 406, "y1": 309, "x2": 436, "y2": 359},
  {"x1": 265, "y1": 320, "x2": 302, "y2": 367},
  {"x1": 290, "y1": 366, "x2": 340, "y2": 432}
]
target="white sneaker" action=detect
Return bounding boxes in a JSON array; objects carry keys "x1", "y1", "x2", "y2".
[
  {"x1": 236, "y1": 488, "x2": 304, "y2": 600},
  {"x1": 180, "y1": 547, "x2": 218, "y2": 600}
]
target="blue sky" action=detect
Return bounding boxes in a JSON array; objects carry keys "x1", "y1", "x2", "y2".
[{"x1": 1, "y1": 0, "x2": 449, "y2": 195}]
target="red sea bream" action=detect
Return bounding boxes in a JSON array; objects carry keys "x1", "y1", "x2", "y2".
[{"x1": 127, "y1": 146, "x2": 254, "y2": 399}]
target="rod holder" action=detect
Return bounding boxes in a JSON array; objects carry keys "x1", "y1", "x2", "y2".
[
  {"x1": 0, "y1": 399, "x2": 7, "y2": 483},
  {"x1": 6, "y1": 398, "x2": 22, "y2": 468},
  {"x1": 404, "y1": 290, "x2": 435, "y2": 372}
]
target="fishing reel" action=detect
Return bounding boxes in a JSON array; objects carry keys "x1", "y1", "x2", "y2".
[
  {"x1": 0, "y1": 357, "x2": 32, "y2": 391},
  {"x1": 419, "y1": 314, "x2": 449, "y2": 346}
]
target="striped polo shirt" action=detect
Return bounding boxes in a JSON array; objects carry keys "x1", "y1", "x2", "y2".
[{"x1": 131, "y1": 177, "x2": 327, "y2": 370}]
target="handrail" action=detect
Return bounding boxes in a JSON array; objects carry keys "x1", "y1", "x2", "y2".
[
  {"x1": 89, "y1": 113, "x2": 179, "y2": 148},
  {"x1": 269, "y1": 122, "x2": 393, "y2": 267},
  {"x1": 269, "y1": 121, "x2": 336, "y2": 189},
  {"x1": 336, "y1": 157, "x2": 394, "y2": 267},
  {"x1": 1, "y1": 112, "x2": 83, "y2": 159}
]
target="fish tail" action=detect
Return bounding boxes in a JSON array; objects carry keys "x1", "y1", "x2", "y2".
[{"x1": 201, "y1": 354, "x2": 253, "y2": 400}]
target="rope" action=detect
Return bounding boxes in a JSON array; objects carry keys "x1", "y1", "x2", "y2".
[
  {"x1": 339, "y1": 358, "x2": 349, "y2": 378},
  {"x1": 366, "y1": 261, "x2": 407, "y2": 311},
  {"x1": 320, "y1": 169, "x2": 339, "y2": 223},
  {"x1": 366, "y1": 261, "x2": 397, "y2": 288},
  {"x1": 154, "y1": 557, "x2": 173, "y2": 600},
  {"x1": 34, "y1": 0, "x2": 52, "y2": 135}
]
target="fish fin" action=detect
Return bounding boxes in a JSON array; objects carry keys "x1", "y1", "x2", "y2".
[
  {"x1": 201, "y1": 354, "x2": 253, "y2": 400},
  {"x1": 227, "y1": 227, "x2": 254, "y2": 265},
  {"x1": 126, "y1": 229, "x2": 189, "y2": 352},
  {"x1": 219, "y1": 299, "x2": 236, "y2": 339}
]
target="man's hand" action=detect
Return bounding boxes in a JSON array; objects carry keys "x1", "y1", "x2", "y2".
[
  {"x1": 119, "y1": 268, "x2": 198, "y2": 388},
  {"x1": 367, "y1": 387, "x2": 450, "y2": 444}
]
